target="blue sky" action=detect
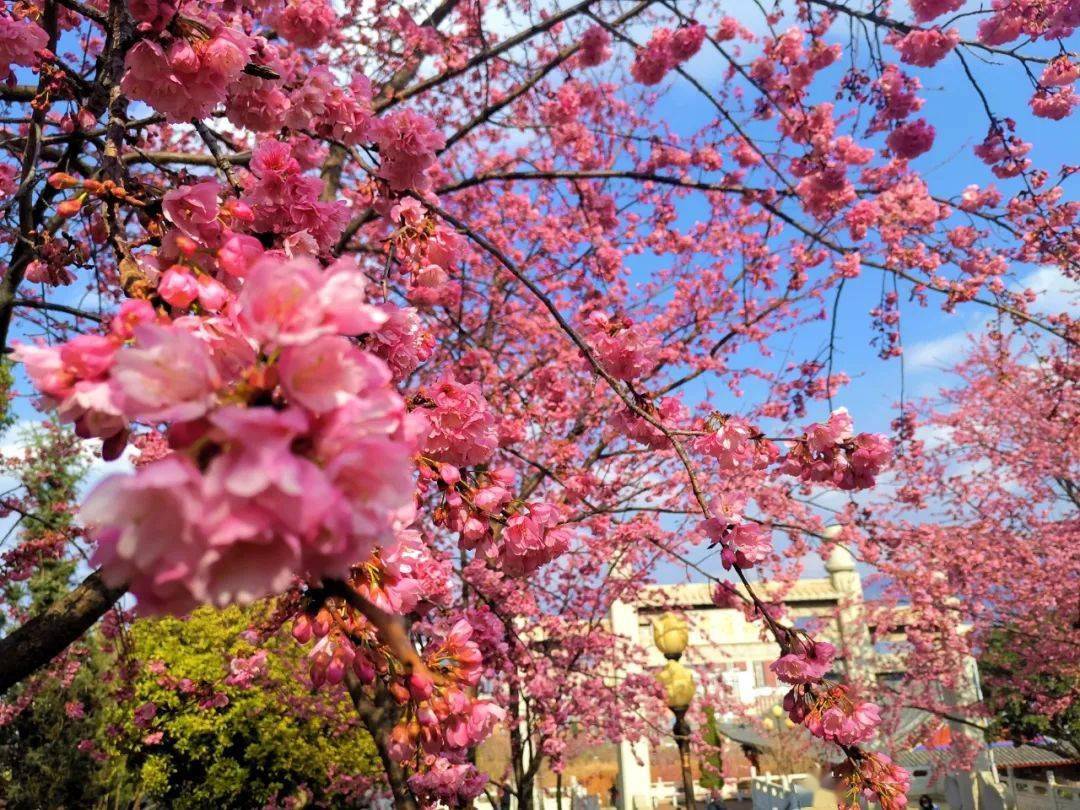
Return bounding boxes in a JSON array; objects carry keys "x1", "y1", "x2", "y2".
[{"x1": 608, "y1": 11, "x2": 1079, "y2": 583}]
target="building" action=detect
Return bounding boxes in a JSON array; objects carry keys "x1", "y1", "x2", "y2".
[{"x1": 609, "y1": 547, "x2": 984, "y2": 809}]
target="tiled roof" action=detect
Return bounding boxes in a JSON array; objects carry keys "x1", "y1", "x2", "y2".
[
  {"x1": 990, "y1": 744, "x2": 1080, "y2": 769},
  {"x1": 898, "y1": 744, "x2": 1080, "y2": 770}
]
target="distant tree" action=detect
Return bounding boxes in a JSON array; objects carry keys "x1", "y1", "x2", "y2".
[
  {"x1": 96, "y1": 605, "x2": 383, "y2": 808},
  {"x1": 0, "y1": 642, "x2": 113, "y2": 808},
  {"x1": 981, "y1": 627, "x2": 1080, "y2": 756}
]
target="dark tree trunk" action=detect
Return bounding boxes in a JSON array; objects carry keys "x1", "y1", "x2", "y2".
[
  {"x1": 0, "y1": 569, "x2": 125, "y2": 694},
  {"x1": 345, "y1": 672, "x2": 419, "y2": 810}
]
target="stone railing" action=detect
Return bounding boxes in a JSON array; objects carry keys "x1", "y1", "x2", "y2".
[
  {"x1": 750, "y1": 774, "x2": 812, "y2": 810},
  {"x1": 1007, "y1": 776, "x2": 1080, "y2": 810}
]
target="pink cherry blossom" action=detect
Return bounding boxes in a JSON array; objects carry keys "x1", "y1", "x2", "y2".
[
  {"x1": 120, "y1": 27, "x2": 252, "y2": 121},
  {"x1": 770, "y1": 640, "x2": 837, "y2": 684},
  {"x1": 162, "y1": 180, "x2": 222, "y2": 241},
  {"x1": 370, "y1": 110, "x2": 446, "y2": 191},
  {"x1": 0, "y1": 13, "x2": 48, "y2": 80},
  {"x1": 422, "y1": 376, "x2": 498, "y2": 467},
  {"x1": 887, "y1": 118, "x2": 936, "y2": 159},
  {"x1": 890, "y1": 27, "x2": 959, "y2": 67},
  {"x1": 501, "y1": 502, "x2": 571, "y2": 576},
  {"x1": 278, "y1": 335, "x2": 390, "y2": 414},
  {"x1": 577, "y1": 25, "x2": 612, "y2": 67},
  {"x1": 111, "y1": 323, "x2": 220, "y2": 422}
]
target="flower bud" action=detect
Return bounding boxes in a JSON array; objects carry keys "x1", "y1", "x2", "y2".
[
  {"x1": 56, "y1": 198, "x2": 83, "y2": 217},
  {"x1": 407, "y1": 671, "x2": 434, "y2": 701},
  {"x1": 291, "y1": 615, "x2": 313, "y2": 644},
  {"x1": 47, "y1": 172, "x2": 79, "y2": 189}
]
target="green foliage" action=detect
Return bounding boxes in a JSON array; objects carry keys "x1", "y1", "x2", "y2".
[
  {"x1": 0, "y1": 606, "x2": 383, "y2": 809},
  {"x1": 982, "y1": 628, "x2": 1080, "y2": 754},
  {"x1": 0, "y1": 421, "x2": 90, "y2": 624},
  {"x1": 0, "y1": 641, "x2": 114, "y2": 808},
  {"x1": 0, "y1": 357, "x2": 16, "y2": 435},
  {"x1": 98, "y1": 605, "x2": 382, "y2": 808},
  {"x1": 697, "y1": 706, "x2": 724, "y2": 789}
]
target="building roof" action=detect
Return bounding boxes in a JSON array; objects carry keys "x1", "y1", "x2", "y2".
[
  {"x1": 714, "y1": 722, "x2": 771, "y2": 750},
  {"x1": 898, "y1": 744, "x2": 1080, "y2": 770},
  {"x1": 633, "y1": 579, "x2": 840, "y2": 609}
]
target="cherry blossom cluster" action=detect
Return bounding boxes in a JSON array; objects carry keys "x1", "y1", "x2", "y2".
[
  {"x1": 0, "y1": 9, "x2": 48, "y2": 81},
  {"x1": 630, "y1": 24, "x2": 707, "y2": 85},
  {"x1": 778, "y1": 408, "x2": 892, "y2": 490},
  {"x1": 766, "y1": 638, "x2": 904, "y2": 805},
  {"x1": 387, "y1": 200, "x2": 465, "y2": 306},
  {"x1": 424, "y1": 458, "x2": 572, "y2": 577},
  {"x1": 694, "y1": 416, "x2": 777, "y2": 470},
  {"x1": 17, "y1": 244, "x2": 422, "y2": 614},
  {"x1": 835, "y1": 752, "x2": 912, "y2": 810},
  {"x1": 384, "y1": 621, "x2": 505, "y2": 764},
  {"x1": 610, "y1": 397, "x2": 687, "y2": 449},
  {"x1": 700, "y1": 497, "x2": 773, "y2": 571},
  {"x1": 585, "y1": 312, "x2": 660, "y2": 381},
  {"x1": 407, "y1": 758, "x2": 488, "y2": 807},
  {"x1": 287, "y1": 537, "x2": 502, "y2": 777}
]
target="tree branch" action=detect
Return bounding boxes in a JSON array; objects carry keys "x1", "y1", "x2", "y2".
[{"x1": 0, "y1": 569, "x2": 126, "y2": 694}]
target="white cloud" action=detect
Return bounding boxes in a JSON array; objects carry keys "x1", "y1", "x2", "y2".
[
  {"x1": 1014, "y1": 265, "x2": 1079, "y2": 318},
  {"x1": 905, "y1": 331, "x2": 974, "y2": 372},
  {"x1": 902, "y1": 266, "x2": 1074, "y2": 377}
]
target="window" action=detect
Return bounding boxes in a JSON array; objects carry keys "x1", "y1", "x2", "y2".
[{"x1": 753, "y1": 661, "x2": 767, "y2": 688}]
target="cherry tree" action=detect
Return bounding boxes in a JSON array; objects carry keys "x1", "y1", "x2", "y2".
[
  {"x1": 847, "y1": 333, "x2": 1078, "y2": 766},
  {"x1": 0, "y1": 0, "x2": 1077, "y2": 803}
]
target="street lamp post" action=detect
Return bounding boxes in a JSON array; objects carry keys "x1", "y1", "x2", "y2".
[{"x1": 653, "y1": 614, "x2": 697, "y2": 810}]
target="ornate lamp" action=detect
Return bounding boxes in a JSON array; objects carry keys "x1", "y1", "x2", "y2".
[
  {"x1": 652, "y1": 612, "x2": 690, "y2": 660},
  {"x1": 653, "y1": 618, "x2": 696, "y2": 810},
  {"x1": 657, "y1": 660, "x2": 696, "y2": 711}
]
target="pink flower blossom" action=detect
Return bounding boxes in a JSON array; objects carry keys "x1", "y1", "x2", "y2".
[
  {"x1": 1030, "y1": 87, "x2": 1078, "y2": 120},
  {"x1": 578, "y1": 25, "x2": 612, "y2": 67},
  {"x1": 112, "y1": 323, "x2": 220, "y2": 422},
  {"x1": 120, "y1": 28, "x2": 252, "y2": 121},
  {"x1": 236, "y1": 255, "x2": 330, "y2": 347},
  {"x1": 371, "y1": 110, "x2": 445, "y2": 191},
  {"x1": 162, "y1": 180, "x2": 221, "y2": 240},
  {"x1": 632, "y1": 28, "x2": 675, "y2": 85},
  {"x1": 1041, "y1": 57, "x2": 1079, "y2": 87},
  {"x1": 65, "y1": 701, "x2": 86, "y2": 720},
  {"x1": 887, "y1": 118, "x2": 935, "y2": 159},
  {"x1": 908, "y1": 0, "x2": 963, "y2": 23},
  {"x1": 270, "y1": 0, "x2": 338, "y2": 48},
  {"x1": 587, "y1": 312, "x2": 658, "y2": 381},
  {"x1": 278, "y1": 335, "x2": 391, "y2": 414},
  {"x1": 501, "y1": 502, "x2": 571, "y2": 575},
  {"x1": 610, "y1": 397, "x2": 686, "y2": 449},
  {"x1": 242, "y1": 140, "x2": 349, "y2": 252},
  {"x1": 890, "y1": 27, "x2": 959, "y2": 67},
  {"x1": 217, "y1": 233, "x2": 265, "y2": 278},
  {"x1": 701, "y1": 517, "x2": 772, "y2": 569},
  {"x1": 318, "y1": 258, "x2": 389, "y2": 336},
  {"x1": 695, "y1": 417, "x2": 756, "y2": 469},
  {"x1": 371, "y1": 305, "x2": 434, "y2": 381},
  {"x1": 0, "y1": 13, "x2": 48, "y2": 80},
  {"x1": 669, "y1": 24, "x2": 706, "y2": 61},
  {"x1": 158, "y1": 268, "x2": 200, "y2": 308},
  {"x1": 422, "y1": 376, "x2": 498, "y2": 467},
  {"x1": 770, "y1": 640, "x2": 836, "y2": 684},
  {"x1": 83, "y1": 456, "x2": 207, "y2": 615}
]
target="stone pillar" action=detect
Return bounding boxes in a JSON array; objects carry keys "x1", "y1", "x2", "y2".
[
  {"x1": 825, "y1": 545, "x2": 873, "y2": 686},
  {"x1": 946, "y1": 653, "x2": 988, "y2": 810},
  {"x1": 610, "y1": 595, "x2": 652, "y2": 809}
]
